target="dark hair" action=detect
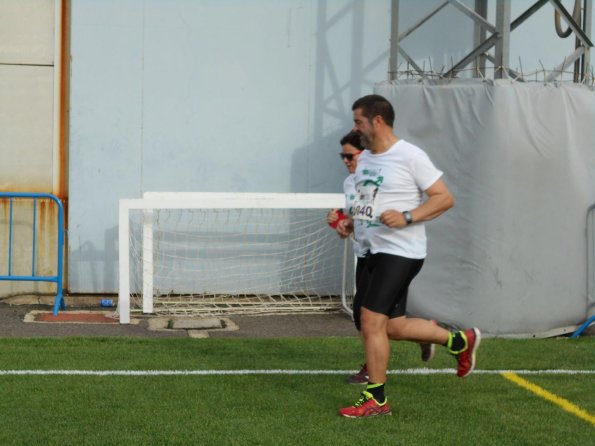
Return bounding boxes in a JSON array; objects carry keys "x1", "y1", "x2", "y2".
[
  {"x1": 351, "y1": 94, "x2": 395, "y2": 127},
  {"x1": 340, "y1": 131, "x2": 364, "y2": 151}
]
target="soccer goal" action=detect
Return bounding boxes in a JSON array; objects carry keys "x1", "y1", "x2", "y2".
[{"x1": 118, "y1": 193, "x2": 356, "y2": 324}]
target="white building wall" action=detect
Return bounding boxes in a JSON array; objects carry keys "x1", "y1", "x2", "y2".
[
  {"x1": 68, "y1": 0, "x2": 393, "y2": 292},
  {"x1": 68, "y1": 0, "x2": 594, "y2": 295}
]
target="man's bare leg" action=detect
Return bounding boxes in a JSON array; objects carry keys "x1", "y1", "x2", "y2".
[
  {"x1": 387, "y1": 316, "x2": 482, "y2": 378},
  {"x1": 339, "y1": 307, "x2": 394, "y2": 418},
  {"x1": 387, "y1": 315, "x2": 449, "y2": 344},
  {"x1": 360, "y1": 307, "x2": 390, "y2": 385}
]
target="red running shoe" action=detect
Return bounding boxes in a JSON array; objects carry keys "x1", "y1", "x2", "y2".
[
  {"x1": 339, "y1": 391, "x2": 392, "y2": 418},
  {"x1": 347, "y1": 363, "x2": 368, "y2": 384},
  {"x1": 454, "y1": 328, "x2": 481, "y2": 378}
]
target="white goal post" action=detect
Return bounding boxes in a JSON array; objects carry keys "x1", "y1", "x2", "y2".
[{"x1": 118, "y1": 193, "x2": 356, "y2": 324}]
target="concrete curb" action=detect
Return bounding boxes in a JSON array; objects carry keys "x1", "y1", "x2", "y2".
[{"x1": 1, "y1": 295, "x2": 117, "y2": 308}]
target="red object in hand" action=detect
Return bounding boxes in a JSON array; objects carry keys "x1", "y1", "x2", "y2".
[{"x1": 329, "y1": 210, "x2": 346, "y2": 228}]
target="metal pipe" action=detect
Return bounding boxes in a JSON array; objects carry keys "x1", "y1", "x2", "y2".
[
  {"x1": 550, "y1": 0, "x2": 594, "y2": 47},
  {"x1": 8, "y1": 198, "x2": 13, "y2": 277},
  {"x1": 495, "y1": 0, "x2": 511, "y2": 78},
  {"x1": 32, "y1": 199, "x2": 37, "y2": 276},
  {"x1": 389, "y1": 0, "x2": 399, "y2": 80},
  {"x1": 52, "y1": 0, "x2": 62, "y2": 196},
  {"x1": 473, "y1": 0, "x2": 488, "y2": 78},
  {"x1": 583, "y1": 0, "x2": 593, "y2": 82}
]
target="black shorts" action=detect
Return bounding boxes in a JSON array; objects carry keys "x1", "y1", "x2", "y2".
[{"x1": 355, "y1": 252, "x2": 424, "y2": 319}]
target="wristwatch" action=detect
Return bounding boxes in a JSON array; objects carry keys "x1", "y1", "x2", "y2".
[{"x1": 402, "y1": 210, "x2": 413, "y2": 225}]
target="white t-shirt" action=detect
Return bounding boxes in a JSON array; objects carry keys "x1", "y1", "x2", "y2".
[
  {"x1": 352, "y1": 139, "x2": 443, "y2": 259},
  {"x1": 343, "y1": 174, "x2": 367, "y2": 258}
]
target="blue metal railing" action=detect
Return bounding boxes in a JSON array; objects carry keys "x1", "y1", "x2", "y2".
[{"x1": 0, "y1": 192, "x2": 66, "y2": 315}]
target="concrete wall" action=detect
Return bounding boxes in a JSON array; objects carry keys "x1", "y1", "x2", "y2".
[
  {"x1": 68, "y1": 0, "x2": 593, "y2": 293},
  {"x1": 68, "y1": 0, "x2": 394, "y2": 292},
  {"x1": 0, "y1": 0, "x2": 55, "y2": 191},
  {"x1": 0, "y1": 0, "x2": 58, "y2": 296}
]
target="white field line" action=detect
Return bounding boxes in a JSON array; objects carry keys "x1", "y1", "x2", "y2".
[{"x1": 0, "y1": 368, "x2": 593, "y2": 376}]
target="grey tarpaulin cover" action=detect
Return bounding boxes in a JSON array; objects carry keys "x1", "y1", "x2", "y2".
[{"x1": 375, "y1": 79, "x2": 595, "y2": 337}]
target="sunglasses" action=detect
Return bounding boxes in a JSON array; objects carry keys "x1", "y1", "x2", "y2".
[{"x1": 339, "y1": 152, "x2": 360, "y2": 161}]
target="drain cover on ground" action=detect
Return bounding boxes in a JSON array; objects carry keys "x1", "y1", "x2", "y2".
[
  {"x1": 28, "y1": 311, "x2": 119, "y2": 324},
  {"x1": 170, "y1": 318, "x2": 223, "y2": 330}
]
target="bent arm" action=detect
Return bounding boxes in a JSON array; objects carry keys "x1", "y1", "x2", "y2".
[
  {"x1": 379, "y1": 178, "x2": 454, "y2": 228},
  {"x1": 411, "y1": 178, "x2": 454, "y2": 223}
]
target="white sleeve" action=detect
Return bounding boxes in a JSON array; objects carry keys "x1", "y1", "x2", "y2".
[{"x1": 412, "y1": 150, "x2": 443, "y2": 191}]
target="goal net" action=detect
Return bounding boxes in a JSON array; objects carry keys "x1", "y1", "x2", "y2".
[{"x1": 118, "y1": 193, "x2": 356, "y2": 323}]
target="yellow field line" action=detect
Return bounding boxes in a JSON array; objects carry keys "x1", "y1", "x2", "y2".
[{"x1": 501, "y1": 372, "x2": 595, "y2": 425}]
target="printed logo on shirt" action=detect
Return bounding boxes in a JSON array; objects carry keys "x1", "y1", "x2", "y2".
[
  {"x1": 362, "y1": 168, "x2": 382, "y2": 179},
  {"x1": 353, "y1": 178, "x2": 382, "y2": 222},
  {"x1": 347, "y1": 193, "x2": 356, "y2": 215}
]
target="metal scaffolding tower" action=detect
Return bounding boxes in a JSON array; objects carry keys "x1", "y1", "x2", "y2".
[{"x1": 389, "y1": 0, "x2": 593, "y2": 82}]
